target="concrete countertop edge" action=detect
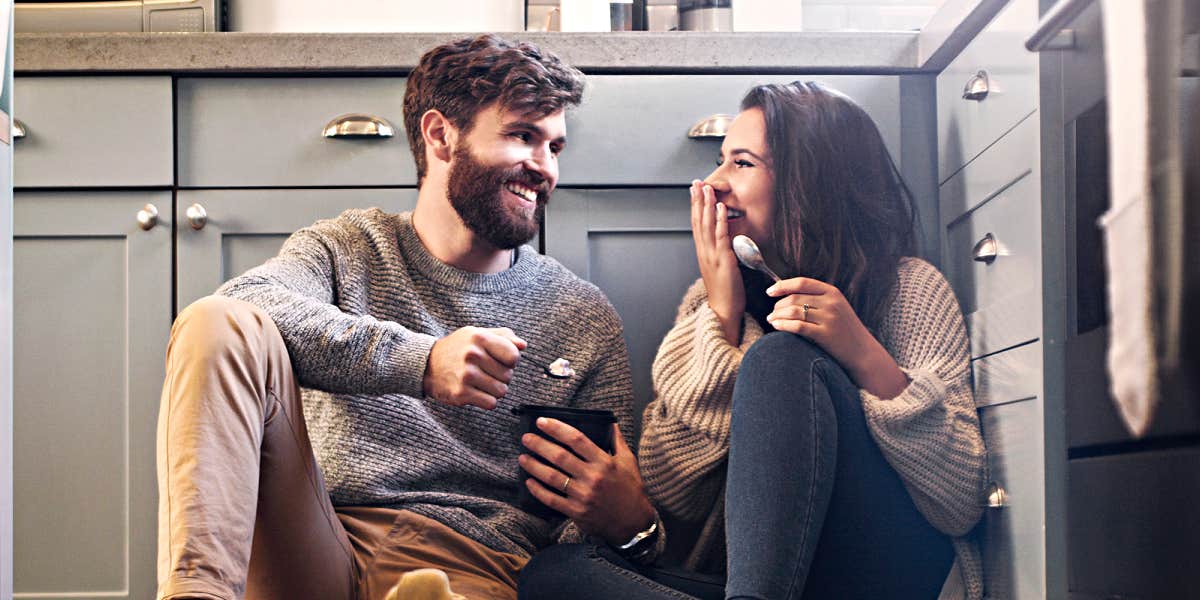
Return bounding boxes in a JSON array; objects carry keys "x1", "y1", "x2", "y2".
[{"x1": 15, "y1": 32, "x2": 924, "y2": 74}]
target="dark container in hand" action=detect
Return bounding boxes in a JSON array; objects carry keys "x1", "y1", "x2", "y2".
[{"x1": 512, "y1": 404, "x2": 617, "y2": 518}]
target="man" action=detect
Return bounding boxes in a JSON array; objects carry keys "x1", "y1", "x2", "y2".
[{"x1": 157, "y1": 34, "x2": 661, "y2": 600}]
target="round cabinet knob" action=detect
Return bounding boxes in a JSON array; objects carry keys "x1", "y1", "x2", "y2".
[
  {"x1": 985, "y1": 482, "x2": 1008, "y2": 508},
  {"x1": 136, "y1": 204, "x2": 159, "y2": 231},
  {"x1": 186, "y1": 203, "x2": 208, "y2": 230}
]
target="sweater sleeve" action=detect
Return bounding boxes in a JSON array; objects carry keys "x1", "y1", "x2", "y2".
[
  {"x1": 860, "y1": 259, "x2": 988, "y2": 537},
  {"x1": 216, "y1": 215, "x2": 437, "y2": 397},
  {"x1": 638, "y1": 279, "x2": 764, "y2": 521}
]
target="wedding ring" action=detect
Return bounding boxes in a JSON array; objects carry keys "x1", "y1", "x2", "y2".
[
  {"x1": 802, "y1": 303, "x2": 812, "y2": 322},
  {"x1": 561, "y1": 476, "x2": 572, "y2": 494}
]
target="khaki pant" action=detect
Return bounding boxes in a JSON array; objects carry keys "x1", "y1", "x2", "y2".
[{"x1": 157, "y1": 296, "x2": 526, "y2": 600}]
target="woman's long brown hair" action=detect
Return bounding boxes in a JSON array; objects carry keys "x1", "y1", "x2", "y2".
[{"x1": 742, "y1": 81, "x2": 918, "y2": 331}]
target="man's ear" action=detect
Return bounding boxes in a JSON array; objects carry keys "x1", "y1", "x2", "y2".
[{"x1": 420, "y1": 109, "x2": 456, "y2": 165}]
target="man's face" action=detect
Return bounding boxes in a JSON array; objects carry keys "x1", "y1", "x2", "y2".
[{"x1": 447, "y1": 104, "x2": 566, "y2": 250}]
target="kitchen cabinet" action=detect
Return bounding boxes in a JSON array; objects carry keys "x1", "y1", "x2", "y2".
[
  {"x1": 936, "y1": 0, "x2": 1038, "y2": 182},
  {"x1": 935, "y1": 0, "x2": 1063, "y2": 598},
  {"x1": 12, "y1": 190, "x2": 170, "y2": 600},
  {"x1": 177, "y1": 77, "x2": 414, "y2": 188},
  {"x1": 13, "y1": 77, "x2": 172, "y2": 188},
  {"x1": 558, "y1": 75, "x2": 902, "y2": 186},
  {"x1": 175, "y1": 188, "x2": 419, "y2": 310}
]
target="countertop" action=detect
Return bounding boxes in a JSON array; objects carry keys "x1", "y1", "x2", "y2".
[{"x1": 15, "y1": 32, "x2": 923, "y2": 74}]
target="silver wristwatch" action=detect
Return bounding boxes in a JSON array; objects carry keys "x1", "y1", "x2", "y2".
[{"x1": 615, "y1": 520, "x2": 659, "y2": 560}]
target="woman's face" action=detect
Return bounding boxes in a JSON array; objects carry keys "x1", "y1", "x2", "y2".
[{"x1": 703, "y1": 108, "x2": 776, "y2": 250}]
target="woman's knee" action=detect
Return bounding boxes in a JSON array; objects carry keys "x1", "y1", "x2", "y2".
[
  {"x1": 517, "y1": 544, "x2": 594, "y2": 599},
  {"x1": 734, "y1": 332, "x2": 853, "y2": 415},
  {"x1": 744, "y1": 331, "x2": 828, "y2": 367}
]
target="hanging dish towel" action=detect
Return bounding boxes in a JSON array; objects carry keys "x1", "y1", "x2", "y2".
[{"x1": 1097, "y1": 0, "x2": 1186, "y2": 437}]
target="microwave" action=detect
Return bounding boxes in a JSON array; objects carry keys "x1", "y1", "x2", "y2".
[{"x1": 15, "y1": 0, "x2": 226, "y2": 33}]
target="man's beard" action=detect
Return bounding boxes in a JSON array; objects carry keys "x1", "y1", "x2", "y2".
[{"x1": 447, "y1": 142, "x2": 549, "y2": 250}]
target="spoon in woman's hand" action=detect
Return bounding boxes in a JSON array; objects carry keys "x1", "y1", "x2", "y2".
[{"x1": 732, "y1": 235, "x2": 781, "y2": 283}]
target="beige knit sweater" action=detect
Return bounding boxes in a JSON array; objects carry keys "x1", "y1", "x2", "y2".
[{"x1": 639, "y1": 257, "x2": 987, "y2": 599}]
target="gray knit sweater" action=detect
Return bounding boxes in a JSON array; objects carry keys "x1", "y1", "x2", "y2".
[
  {"x1": 640, "y1": 257, "x2": 987, "y2": 599},
  {"x1": 216, "y1": 208, "x2": 635, "y2": 558}
]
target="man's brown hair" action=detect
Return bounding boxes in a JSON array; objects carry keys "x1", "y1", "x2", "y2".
[{"x1": 403, "y1": 34, "x2": 585, "y2": 185}]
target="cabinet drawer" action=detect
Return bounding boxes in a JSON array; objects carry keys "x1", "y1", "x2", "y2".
[
  {"x1": 972, "y1": 341, "x2": 1040, "y2": 408},
  {"x1": 178, "y1": 78, "x2": 414, "y2": 187},
  {"x1": 1068, "y1": 448, "x2": 1200, "y2": 598},
  {"x1": 559, "y1": 75, "x2": 901, "y2": 185},
  {"x1": 941, "y1": 118, "x2": 1040, "y2": 358},
  {"x1": 978, "y1": 398, "x2": 1045, "y2": 600},
  {"x1": 14, "y1": 77, "x2": 173, "y2": 188},
  {"x1": 936, "y1": 0, "x2": 1038, "y2": 182}
]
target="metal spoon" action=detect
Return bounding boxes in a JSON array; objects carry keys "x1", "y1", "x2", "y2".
[{"x1": 732, "y1": 235, "x2": 781, "y2": 283}]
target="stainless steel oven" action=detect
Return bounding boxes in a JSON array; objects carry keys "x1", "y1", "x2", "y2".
[
  {"x1": 15, "y1": 0, "x2": 226, "y2": 33},
  {"x1": 1035, "y1": 0, "x2": 1200, "y2": 596},
  {"x1": 1054, "y1": 0, "x2": 1200, "y2": 448}
]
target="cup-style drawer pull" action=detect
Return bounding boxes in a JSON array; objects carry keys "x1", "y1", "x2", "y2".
[
  {"x1": 13, "y1": 119, "x2": 27, "y2": 140},
  {"x1": 985, "y1": 482, "x2": 1008, "y2": 508},
  {"x1": 136, "y1": 204, "x2": 159, "y2": 231},
  {"x1": 972, "y1": 232, "x2": 999, "y2": 264},
  {"x1": 186, "y1": 203, "x2": 208, "y2": 230},
  {"x1": 962, "y1": 70, "x2": 990, "y2": 101},
  {"x1": 687, "y1": 114, "x2": 734, "y2": 139},
  {"x1": 322, "y1": 113, "x2": 395, "y2": 138}
]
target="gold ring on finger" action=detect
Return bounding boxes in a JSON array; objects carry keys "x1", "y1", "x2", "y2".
[
  {"x1": 802, "y1": 303, "x2": 812, "y2": 323},
  {"x1": 561, "y1": 476, "x2": 572, "y2": 494}
]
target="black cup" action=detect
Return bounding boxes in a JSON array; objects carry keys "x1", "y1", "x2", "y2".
[{"x1": 512, "y1": 404, "x2": 616, "y2": 518}]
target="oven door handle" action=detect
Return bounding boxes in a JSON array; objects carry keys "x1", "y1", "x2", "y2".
[{"x1": 1026, "y1": 0, "x2": 1093, "y2": 51}]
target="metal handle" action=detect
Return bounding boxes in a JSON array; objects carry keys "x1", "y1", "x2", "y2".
[
  {"x1": 13, "y1": 119, "x2": 27, "y2": 140},
  {"x1": 136, "y1": 204, "x2": 159, "y2": 231},
  {"x1": 1026, "y1": 0, "x2": 1093, "y2": 52},
  {"x1": 687, "y1": 114, "x2": 735, "y2": 139},
  {"x1": 972, "y1": 232, "x2": 998, "y2": 264},
  {"x1": 962, "y1": 70, "x2": 990, "y2": 101},
  {"x1": 322, "y1": 113, "x2": 395, "y2": 138},
  {"x1": 186, "y1": 203, "x2": 208, "y2": 230},
  {"x1": 985, "y1": 482, "x2": 1008, "y2": 508}
]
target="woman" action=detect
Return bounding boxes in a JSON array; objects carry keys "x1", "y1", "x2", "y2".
[{"x1": 519, "y1": 82, "x2": 987, "y2": 600}]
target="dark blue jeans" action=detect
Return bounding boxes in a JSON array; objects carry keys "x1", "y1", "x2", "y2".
[{"x1": 518, "y1": 333, "x2": 954, "y2": 600}]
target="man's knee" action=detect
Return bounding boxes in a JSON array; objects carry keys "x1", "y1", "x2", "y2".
[{"x1": 171, "y1": 295, "x2": 278, "y2": 356}]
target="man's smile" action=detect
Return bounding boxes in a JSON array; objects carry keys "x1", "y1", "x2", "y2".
[{"x1": 504, "y1": 181, "x2": 539, "y2": 204}]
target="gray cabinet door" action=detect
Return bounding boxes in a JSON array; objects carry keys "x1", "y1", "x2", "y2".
[
  {"x1": 544, "y1": 188, "x2": 699, "y2": 424},
  {"x1": 13, "y1": 191, "x2": 172, "y2": 600},
  {"x1": 176, "y1": 188, "x2": 419, "y2": 310}
]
